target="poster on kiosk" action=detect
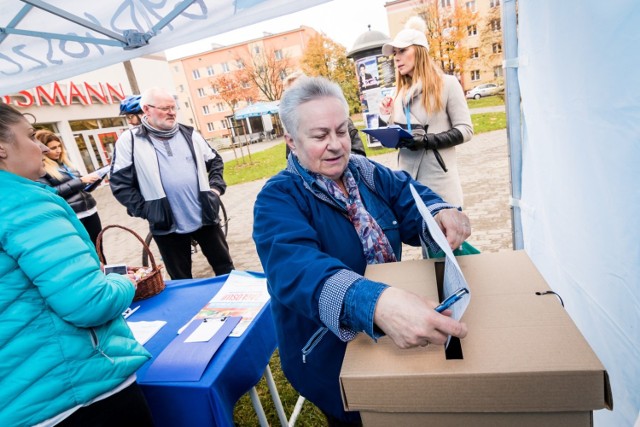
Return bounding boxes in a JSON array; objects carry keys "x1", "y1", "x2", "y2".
[{"x1": 355, "y1": 54, "x2": 396, "y2": 147}]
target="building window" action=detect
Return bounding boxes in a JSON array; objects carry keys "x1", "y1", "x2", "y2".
[
  {"x1": 494, "y1": 66, "x2": 503, "y2": 77},
  {"x1": 279, "y1": 70, "x2": 287, "y2": 80},
  {"x1": 207, "y1": 122, "x2": 215, "y2": 132},
  {"x1": 241, "y1": 81, "x2": 250, "y2": 89},
  {"x1": 221, "y1": 62, "x2": 230, "y2": 73},
  {"x1": 202, "y1": 105, "x2": 210, "y2": 115},
  {"x1": 207, "y1": 65, "x2": 215, "y2": 76},
  {"x1": 216, "y1": 102, "x2": 225, "y2": 112},
  {"x1": 465, "y1": 1, "x2": 476, "y2": 12},
  {"x1": 197, "y1": 88, "x2": 206, "y2": 97},
  {"x1": 440, "y1": 0, "x2": 451, "y2": 6},
  {"x1": 211, "y1": 86, "x2": 219, "y2": 95},
  {"x1": 192, "y1": 69, "x2": 201, "y2": 80},
  {"x1": 470, "y1": 47, "x2": 479, "y2": 59},
  {"x1": 491, "y1": 19, "x2": 501, "y2": 31},
  {"x1": 236, "y1": 59, "x2": 245, "y2": 69},
  {"x1": 253, "y1": 46, "x2": 261, "y2": 54},
  {"x1": 184, "y1": 101, "x2": 189, "y2": 108},
  {"x1": 492, "y1": 42, "x2": 502, "y2": 53},
  {"x1": 178, "y1": 84, "x2": 184, "y2": 92},
  {"x1": 221, "y1": 120, "x2": 228, "y2": 129},
  {"x1": 274, "y1": 49, "x2": 283, "y2": 60},
  {"x1": 490, "y1": 0, "x2": 500, "y2": 7},
  {"x1": 471, "y1": 70, "x2": 480, "y2": 81},
  {"x1": 467, "y1": 25, "x2": 477, "y2": 36}
]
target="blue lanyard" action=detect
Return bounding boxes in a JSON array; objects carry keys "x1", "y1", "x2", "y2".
[
  {"x1": 60, "y1": 164, "x2": 76, "y2": 179},
  {"x1": 404, "y1": 104, "x2": 412, "y2": 132}
]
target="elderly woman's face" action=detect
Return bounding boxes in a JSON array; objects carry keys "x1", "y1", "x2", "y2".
[
  {"x1": 0, "y1": 119, "x2": 47, "y2": 180},
  {"x1": 289, "y1": 97, "x2": 351, "y2": 181}
]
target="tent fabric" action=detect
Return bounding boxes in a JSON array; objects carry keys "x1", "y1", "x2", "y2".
[
  {"x1": 234, "y1": 100, "x2": 279, "y2": 119},
  {"x1": 0, "y1": 0, "x2": 330, "y2": 96},
  {"x1": 516, "y1": 1, "x2": 640, "y2": 425}
]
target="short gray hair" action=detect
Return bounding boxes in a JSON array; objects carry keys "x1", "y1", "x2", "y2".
[
  {"x1": 279, "y1": 76, "x2": 349, "y2": 140},
  {"x1": 140, "y1": 87, "x2": 175, "y2": 109}
]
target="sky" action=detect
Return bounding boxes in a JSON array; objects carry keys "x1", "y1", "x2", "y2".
[{"x1": 165, "y1": 0, "x2": 391, "y2": 60}]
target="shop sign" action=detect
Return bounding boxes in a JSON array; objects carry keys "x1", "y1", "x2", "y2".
[{"x1": 2, "y1": 82, "x2": 126, "y2": 108}]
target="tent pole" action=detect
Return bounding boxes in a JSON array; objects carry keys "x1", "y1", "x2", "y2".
[
  {"x1": 123, "y1": 60, "x2": 140, "y2": 95},
  {"x1": 502, "y1": 0, "x2": 524, "y2": 250}
]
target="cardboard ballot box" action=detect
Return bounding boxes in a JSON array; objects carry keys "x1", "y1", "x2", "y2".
[{"x1": 340, "y1": 251, "x2": 612, "y2": 427}]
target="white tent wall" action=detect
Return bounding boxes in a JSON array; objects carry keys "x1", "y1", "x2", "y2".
[
  {"x1": 0, "y1": 0, "x2": 330, "y2": 96},
  {"x1": 516, "y1": 1, "x2": 640, "y2": 425}
]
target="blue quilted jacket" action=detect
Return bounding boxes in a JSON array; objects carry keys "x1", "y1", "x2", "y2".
[{"x1": 0, "y1": 171, "x2": 150, "y2": 426}]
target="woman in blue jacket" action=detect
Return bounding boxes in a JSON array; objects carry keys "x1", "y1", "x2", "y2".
[
  {"x1": 253, "y1": 77, "x2": 470, "y2": 425},
  {"x1": 0, "y1": 104, "x2": 152, "y2": 426}
]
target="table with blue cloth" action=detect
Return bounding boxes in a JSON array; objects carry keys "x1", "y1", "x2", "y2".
[{"x1": 127, "y1": 273, "x2": 277, "y2": 427}]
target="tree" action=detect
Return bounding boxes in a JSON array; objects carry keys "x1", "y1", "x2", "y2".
[
  {"x1": 479, "y1": 3, "x2": 504, "y2": 86},
  {"x1": 415, "y1": 0, "x2": 477, "y2": 84},
  {"x1": 235, "y1": 47, "x2": 294, "y2": 101},
  {"x1": 300, "y1": 34, "x2": 360, "y2": 114},
  {"x1": 210, "y1": 73, "x2": 258, "y2": 162}
]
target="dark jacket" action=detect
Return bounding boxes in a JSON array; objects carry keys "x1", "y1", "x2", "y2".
[
  {"x1": 37, "y1": 167, "x2": 97, "y2": 214},
  {"x1": 109, "y1": 124, "x2": 226, "y2": 234}
]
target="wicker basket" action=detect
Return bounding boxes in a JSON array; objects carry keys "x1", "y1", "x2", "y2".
[{"x1": 96, "y1": 225, "x2": 165, "y2": 301}]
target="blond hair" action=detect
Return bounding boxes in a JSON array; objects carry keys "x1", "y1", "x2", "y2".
[
  {"x1": 36, "y1": 130, "x2": 74, "y2": 180},
  {"x1": 395, "y1": 45, "x2": 444, "y2": 115}
]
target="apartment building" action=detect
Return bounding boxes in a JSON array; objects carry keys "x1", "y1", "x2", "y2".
[
  {"x1": 384, "y1": 0, "x2": 504, "y2": 91},
  {"x1": 169, "y1": 26, "x2": 319, "y2": 144}
]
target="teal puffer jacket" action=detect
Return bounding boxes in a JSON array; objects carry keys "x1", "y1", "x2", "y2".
[{"x1": 0, "y1": 171, "x2": 151, "y2": 427}]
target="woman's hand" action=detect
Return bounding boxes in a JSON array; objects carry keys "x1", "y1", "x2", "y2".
[
  {"x1": 434, "y1": 208, "x2": 471, "y2": 250},
  {"x1": 373, "y1": 287, "x2": 467, "y2": 348},
  {"x1": 81, "y1": 173, "x2": 100, "y2": 184},
  {"x1": 379, "y1": 96, "x2": 393, "y2": 116}
]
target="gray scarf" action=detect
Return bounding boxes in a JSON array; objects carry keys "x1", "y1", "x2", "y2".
[{"x1": 141, "y1": 115, "x2": 179, "y2": 139}]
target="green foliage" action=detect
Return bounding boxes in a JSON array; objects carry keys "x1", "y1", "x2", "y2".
[
  {"x1": 471, "y1": 112, "x2": 507, "y2": 133},
  {"x1": 301, "y1": 34, "x2": 360, "y2": 114},
  {"x1": 233, "y1": 351, "x2": 327, "y2": 426},
  {"x1": 223, "y1": 143, "x2": 287, "y2": 186},
  {"x1": 467, "y1": 95, "x2": 505, "y2": 109}
]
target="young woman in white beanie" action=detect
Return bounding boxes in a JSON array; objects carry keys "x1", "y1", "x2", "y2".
[{"x1": 380, "y1": 16, "x2": 473, "y2": 208}]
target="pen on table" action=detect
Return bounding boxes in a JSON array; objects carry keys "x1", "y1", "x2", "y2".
[{"x1": 123, "y1": 305, "x2": 140, "y2": 319}]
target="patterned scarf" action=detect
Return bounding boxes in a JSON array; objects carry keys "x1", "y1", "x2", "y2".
[
  {"x1": 318, "y1": 169, "x2": 397, "y2": 265},
  {"x1": 141, "y1": 115, "x2": 179, "y2": 139}
]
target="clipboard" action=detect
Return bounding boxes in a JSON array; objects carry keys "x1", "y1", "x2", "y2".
[{"x1": 362, "y1": 126, "x2": 413, "y2": 148}]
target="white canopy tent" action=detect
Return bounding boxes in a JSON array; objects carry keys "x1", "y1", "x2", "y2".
[
  {"x1": 0, "y1": 0, "x2": 330, "y2": 96},
  {"x1": 504, "y1": 1, "x2": 640, "y2": 425}
]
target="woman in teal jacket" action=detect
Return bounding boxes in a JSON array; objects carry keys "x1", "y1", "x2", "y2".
[{"x1": 0, "y1": 104, "x2": 152, "y2": 426}]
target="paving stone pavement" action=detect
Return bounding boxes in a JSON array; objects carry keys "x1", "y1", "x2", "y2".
[{"x1": 92, "y1": 128, "x2": 512, "y2": 279}]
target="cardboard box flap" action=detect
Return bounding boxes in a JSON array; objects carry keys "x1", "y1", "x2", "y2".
[{"x1": 340, "y1": 251, "x2": 612, "y2": 414}]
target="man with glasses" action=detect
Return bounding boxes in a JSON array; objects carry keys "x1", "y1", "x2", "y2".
[{"x1": 110, "y1": 87, "x2": 234, "y2": 279}]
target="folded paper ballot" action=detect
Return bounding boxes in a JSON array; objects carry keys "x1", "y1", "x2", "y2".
[
  {"x1": 84, "y1": 165, "x2": 111, "y2": 192},
  {"x1": 362, "y1": 126, "x2": 413, "y2": 148},
  {"x1": 142, "y1": 316, "x2": 241, "y2": 382}
]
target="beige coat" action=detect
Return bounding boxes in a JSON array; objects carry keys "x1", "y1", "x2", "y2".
[{"x1": 388, "y1": 74, "x2": 473, "y2": 207}]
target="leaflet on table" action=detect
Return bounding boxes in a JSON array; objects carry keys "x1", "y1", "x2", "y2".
[
  {"x1": 409, "y1": 184, "x2": 471, "y2": 323},
  {"x1": 127, "y1": 320, "x2": 167, "y2": 345},
  {"x1": 182, "y1": 270, "x2": 270, "y2": 337}
]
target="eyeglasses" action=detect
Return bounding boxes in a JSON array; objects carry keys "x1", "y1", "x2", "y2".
[{"x1": 147, "y1": 104, "x2": 176, "y2": 113}]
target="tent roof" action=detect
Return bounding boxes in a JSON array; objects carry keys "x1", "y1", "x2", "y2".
[
  {"x1": 0, "y1": 0, "x2": 330, "y2": 96},
  {"x1": 234, "y1": 100, "x2": 279, "y2": 119}
]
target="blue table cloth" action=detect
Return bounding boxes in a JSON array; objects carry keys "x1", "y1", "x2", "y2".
[{"x1": 128, "y1": 273, "x2": 276, "y2": 427}]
